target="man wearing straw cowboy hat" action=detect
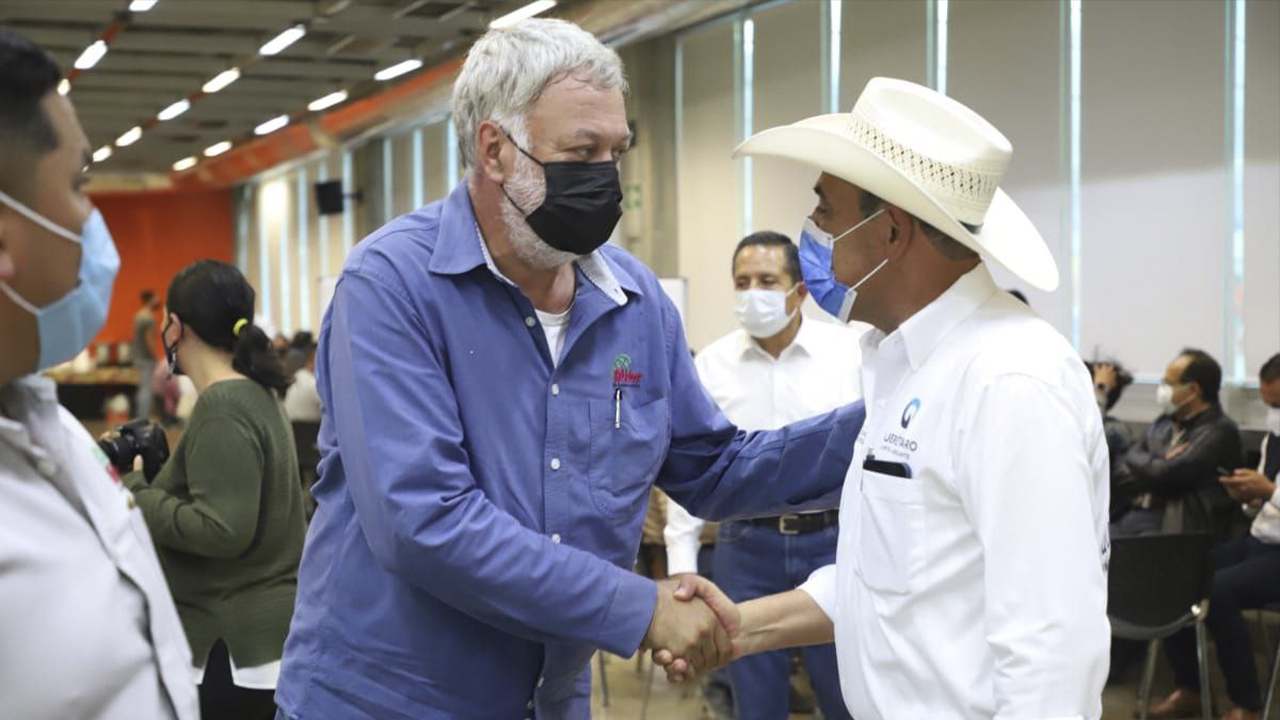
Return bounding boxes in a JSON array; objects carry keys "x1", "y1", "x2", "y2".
[{"x1": 660, "y1": 77, "x2": 1111, "y2": 720}]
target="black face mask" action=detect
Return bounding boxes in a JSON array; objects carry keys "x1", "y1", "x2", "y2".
[{"x1": 499, "y1": 130, "x2": 624, "y2": 256}]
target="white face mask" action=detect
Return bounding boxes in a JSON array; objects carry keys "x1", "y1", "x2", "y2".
[
  {"x1": 734, "y1": 287, "x2": 798, "y2": 339},
  {"x1": 1157, "y1": 382, "x2": 1192, "y2": 416},
  {"x1": 1266, "y1": 407, "x2": 1280, "y2": 436}
]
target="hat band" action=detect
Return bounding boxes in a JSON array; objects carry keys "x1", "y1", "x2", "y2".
[{"x1": 845, "y1": 113, "x2": 1001, "y2": 225}]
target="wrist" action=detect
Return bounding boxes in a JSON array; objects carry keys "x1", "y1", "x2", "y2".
[{"x1": 734, "y1": 599, "x2": 770, "y2": 658}]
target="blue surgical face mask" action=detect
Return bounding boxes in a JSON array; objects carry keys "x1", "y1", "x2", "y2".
[
  {"x1": 0, "y1": 190, "x2": 120, "y2": 372},
  {"x1": 798, "y1": 209, "x2": 886, "y2": 323}
]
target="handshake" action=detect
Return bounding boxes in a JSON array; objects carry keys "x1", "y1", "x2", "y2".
[{"x1": 641, "y1": 574, "x2": 741, "y2": 684}]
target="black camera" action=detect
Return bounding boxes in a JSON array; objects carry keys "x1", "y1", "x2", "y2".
[{"x1": 99, "y1": 419, "x2": 170, "y2": 481}]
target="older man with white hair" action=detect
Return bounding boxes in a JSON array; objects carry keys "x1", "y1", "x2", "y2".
[
  {"x1": 663, "y1": 78, "x2": 1112, "y2": 720},
  {"x1": 273, "y1": 19, "x2": 864, "y2": 720}
]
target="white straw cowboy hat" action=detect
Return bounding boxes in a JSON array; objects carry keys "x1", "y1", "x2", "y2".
[{"x1": 734, "y1": 77, "x2": 1059, "y2": 292}]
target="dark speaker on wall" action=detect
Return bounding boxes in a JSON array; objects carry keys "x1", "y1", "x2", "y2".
[{"x1": 315, "y1": 180, "x2": 345, "y2": 215}]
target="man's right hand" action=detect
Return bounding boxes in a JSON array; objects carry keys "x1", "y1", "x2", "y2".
[
  {"x1": 651, "y1": 574, "x2": 740, "y2": 683},
  {"x1": 642, "y1": 577, "x2": 733, "y2": 678}
]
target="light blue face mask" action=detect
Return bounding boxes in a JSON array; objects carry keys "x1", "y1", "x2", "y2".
[
  {"x1": 0, "y1": 190, "x2": 120, "y2": 372},
  {"x1": 798, "y1": 209, "x2": 886, "y2": 322}
]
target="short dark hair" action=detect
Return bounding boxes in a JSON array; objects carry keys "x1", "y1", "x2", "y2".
[
  {"x1": 141, "y1": 290, "x2": 156, "y2": 304},
  {"x1": 1260, "y1": 353, "x2": 1280, "y2": 385},
  {"x1": 732, "y1": 231, "x2": 801, "y2": 285},
  {"x1": 0, "y1": 29, "x2": 62, "y2": 202},
  {"x1": 859, "y1": 190, "x2": 978, "y2": 261},
  {"x1": 1178, "y1": 348, "x2": 1222, "y2": 405}
]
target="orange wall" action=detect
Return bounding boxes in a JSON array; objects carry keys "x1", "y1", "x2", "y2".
[{"x1": 90, "y1": 188, "x2": 235, "y2": 350}]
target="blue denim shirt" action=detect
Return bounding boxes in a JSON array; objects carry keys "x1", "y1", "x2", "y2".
[{"x1": 275, "y1": 183, "x2": 865, "y2": 720}]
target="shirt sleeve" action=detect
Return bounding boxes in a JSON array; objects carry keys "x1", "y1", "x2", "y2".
[
  {"x1": 1122, "y1": 417, "x2": 1243, "y2": 493},
  {"x1": 954, "y1": 373, "x2": 1110, "y2": 720},
  {"x1": 655, "y1": 297, "x2": 865, "y2": 521},
  {"x1": 126, "y1": 413, "x2": 264, "y2": 559},
  {"x1": 326, "y1": 269, "x2": 655, "y2": 657},
  {"x1": 663, "y1": 499, "x2": 704, "y2": 576},
  {"x1": 797, "y1": 563, "x2": 837, "y2": 622}
]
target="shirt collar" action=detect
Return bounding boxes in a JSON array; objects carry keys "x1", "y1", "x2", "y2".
[
  {"x1": 429, "y1": 181, "x2": 636, "y2": 307},
  {"x1": 862, "y1": 263, "x2": 999, "y2": 371},
  {"x1": 738, "y1": 315, "x2": 815, "y2": 362}
]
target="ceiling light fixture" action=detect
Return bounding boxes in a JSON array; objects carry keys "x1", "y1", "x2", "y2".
[
  {"x1": 157, "y1": 99, "x2": 190, "y2": 121},
  {"x1": 202, "y1": 67, "x2": 241, "y2": 94},
  {"x1": 92, "y1": 146, "x2": 113, "y2": 163},
  {"x1": 57, "y1": 79, "x2": 70, "y2": 95},
  {"x1": 74, "y1": 40, "x2": 108, "y2": 70},
  {"x1": 116, "y1": 126, "x2": 142, "y2": 147},
  {"x1": 129, "y1": 0, "x2": 159, "y2": 11},
  {"x1": 173, "y1": 156, "x2": 197, "y2": 171},
  {"x1": 203, "y1": 141, "x2": 232, "y2": 157},
  {"x1": 374, "y1": 58, "x2": 423, "y2": 82},
  {"x1": 307, "y1": 90, "x2": 348, "y2": 112},
  {"x1": 254, "y1": 114, "x2": 290, "y2": 136},
  {"x1": 259, "y1": 24, "x2": 306, "y2": 56},
  {"x1": 490, "y1": 0, "x2": 557, "y2": 29}
]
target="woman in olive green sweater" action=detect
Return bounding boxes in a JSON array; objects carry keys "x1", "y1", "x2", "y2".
[{"x1": 125, "y1": 260, "x2": 306, "y2": 720}]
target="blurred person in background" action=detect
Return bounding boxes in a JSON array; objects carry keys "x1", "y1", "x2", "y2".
[
  {"x1": 1147, "y1": 353, "x2": 1280, "y2": 720},
  {"x1": 665, "y1": 231, "x2": 859, "y2": 720},
  {"x1": 133, "y1": 288, "x2": 161, "y2": 418},
  {"x1": 0, "y1": 27, "x2": 197, "y2": 720},
  {"x1": 125, "y1": 259, "x2": 308, "y2": 720},
  {"x1": 1087, "y1": 359, "x2": 1136, "y2": 520},
  {"x1": 283, "y1": 333, "x2": 321, "y2": 423},
  {"x1": 1113, "y1": 348, "x2": 1244, "y2": 538}
]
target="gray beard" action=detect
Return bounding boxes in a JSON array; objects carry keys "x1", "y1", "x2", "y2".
[{"x1": 500, "y1": 155, "x2": 580, "y2": 271}]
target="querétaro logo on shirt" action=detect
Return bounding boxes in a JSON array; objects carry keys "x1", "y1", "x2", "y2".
[
  {"x1": 901, "y1": 398, "x2": 921, "y2": 429},
  {"x1": 611, "y1": 353, "x2": 643, "y2": 387}
]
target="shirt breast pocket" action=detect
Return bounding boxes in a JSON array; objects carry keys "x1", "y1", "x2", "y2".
[
  {"x1": 588, "y1": 395, "x2": 670, "y2": 520},
  {"x1": 855, "y1": 470, "x2": 923, "y2": 595}
]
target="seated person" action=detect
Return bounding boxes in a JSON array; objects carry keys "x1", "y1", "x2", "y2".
[
  {"x1": 1112, "y1": 348, "x2": 1243, "y2": 537},
  {"x1": 1088, "y1": 359, "x2": 1135, "y2": 521},
  {"x1": 1147, "y1": 352, "x2": 1280, "y2": 720}
]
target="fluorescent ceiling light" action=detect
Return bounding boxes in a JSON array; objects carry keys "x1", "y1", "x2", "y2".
[
  {"x1": 172, "y1": 156, "x2": 197, "y2": 171},
  {"x1": 202, "y1": 67, "x2": 240, "y2": 94},
  {"x1": 116, "y1": 126, "x2": 142, "y2": 147},
  {"x1": 307, "y1": 90, "x2": 348, "y2": 112},
  {"x1": 259, "y1": 24, "x2": 306, "y2": 56},
  {"x1": 57, "y1": 79, "x2": 70, "y2": 95},
  {"x1": 490, "y1": 0, "x2": 557, "y2": 29},
  {"x1": 92, "y1": 146, "x2": 113, "y2": 163},
  {"x1": 374, "y1": 58, "x2": 423, "y2": 82},
  {"x1": 74, "y1": 40, "x2": 108, "y2": 70},
  {"x1": 254, "y1": 114, "x2": 290, "y2": 136},
  {"x1": 157, "y1": 99, "x2": 190, "y2": 121},
  {"x1": 203, "y1": 141, "x2": 232, "y2": 157},
  {"x1": 129, "y1": 0, "x2": 158, "y2": 11}
]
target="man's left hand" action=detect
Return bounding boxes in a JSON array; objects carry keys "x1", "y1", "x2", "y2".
[{"x1": 1221, "y1": 469, "x2": 1276, "y2": 504}]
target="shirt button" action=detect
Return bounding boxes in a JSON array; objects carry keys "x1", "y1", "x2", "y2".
[
  {"x1": 551, "y1": 383, "x2": 560, "y2": 396},
  {"x1": 525, "y1": 316, "x2": 537, "y2": 328},
  {"x1": 551, "y1": 533, "x2": 562, "y2": 544},
  {"x1": 36, "y1": 459, "x2": 56, "y2": 477},
  {"x1": 538, "y1": 676, "x2": 546, "y2": 687},
  {"x1": 550, "y1": 458, "x2": 561, "y2": 470},
  {"x1": 527, "y1": 700, "x2": 534, "y2": 709}
]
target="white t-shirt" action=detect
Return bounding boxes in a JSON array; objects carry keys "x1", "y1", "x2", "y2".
[{"x1": 535, "y1": 307, "x2": 572, "y2": 368}]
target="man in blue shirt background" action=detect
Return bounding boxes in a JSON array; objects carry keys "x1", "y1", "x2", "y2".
[{"x1": 274, "y1": 18, "x2": 864, "y2": 720}]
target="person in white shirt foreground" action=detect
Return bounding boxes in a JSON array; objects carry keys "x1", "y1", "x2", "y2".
[
  {"x1": 665, "y1": 230, "x2": 862, "y2": 720},
  {"x1": 657, "y1": 77, "x2": 1112, "y2": 720},
  {"x1": 0, "y1": 27, "x2": 198, "y2": 720}
]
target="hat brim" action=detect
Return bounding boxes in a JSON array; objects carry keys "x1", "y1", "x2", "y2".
[{"x1": 733, "y1": 114, "x2": 1059, "y2": 292}]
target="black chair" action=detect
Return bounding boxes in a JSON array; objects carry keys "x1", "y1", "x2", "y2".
[{"x1": 1109, "y1": 532, "x2": 1217, "y2": 720}]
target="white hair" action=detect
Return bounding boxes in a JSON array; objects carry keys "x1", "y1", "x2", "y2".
[{"x1": 452, "y1": 18, "x2": 627, "y2": 172}]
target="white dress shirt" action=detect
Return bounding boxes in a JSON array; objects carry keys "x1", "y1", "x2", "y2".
[
  {"x1": 284, "y1": 367, "x2": 323, "y2": 422},
  {"x1": 799, "y1": 265, "x2": 1111, "y2": 720},
  {"x1": 0, "y1": 376, "x2": 199, "y2": 720},
  {"x1": 664, "y1": 317, "x2": 864, "y2": 575}
]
